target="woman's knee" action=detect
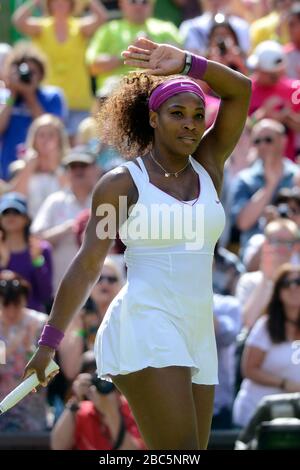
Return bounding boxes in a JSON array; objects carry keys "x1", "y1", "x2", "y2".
[{"x1": 111, "y1": 367, "x2": 200, "y2": 450}]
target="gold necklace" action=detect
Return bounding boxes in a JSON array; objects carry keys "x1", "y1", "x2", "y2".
[{"x1": 150, "y1": 151, "x2": 190, "y2": 178}]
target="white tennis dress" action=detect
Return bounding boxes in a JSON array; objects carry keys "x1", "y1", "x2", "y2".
[{"x1": 95, "y1": 155, "x2": 225, "y2": 384}]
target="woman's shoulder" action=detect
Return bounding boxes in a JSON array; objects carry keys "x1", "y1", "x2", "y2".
[{"x1": 93, "y1": 164, "x2": 137, "y2": 204}]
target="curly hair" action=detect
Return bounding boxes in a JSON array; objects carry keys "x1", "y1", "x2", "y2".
[{"x1": 97, "y1": 72, "x2": 180, "y2": 159}]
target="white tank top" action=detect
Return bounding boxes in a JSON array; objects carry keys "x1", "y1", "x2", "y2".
[{"x1": 119, "y1": 155, "x2": 225, "y2": 253}]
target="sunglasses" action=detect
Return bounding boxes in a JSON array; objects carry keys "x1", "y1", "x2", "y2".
[
  {"x1": 268, "y1": 239, "x2": 299, "y2": 248},
  {"x1": 128, "y1": 0, "x2": 150, "y2": 4},
  {"x1": 280, "y1": 277, "x2": 300, "y2": 288},
  {"x1": 253, "y1": 136, "x2": 274, "y2": 145},
  {"x1": 98, "y1": 275, "x2": 119, "y2": 284}
]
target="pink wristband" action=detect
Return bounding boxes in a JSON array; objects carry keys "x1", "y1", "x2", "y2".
[
  {"x1": 38, "y1": 324, "x2": 64, "y2": 350},
  {"x1": 188, "y1": 54, "x2": 208, "y2": 80}
]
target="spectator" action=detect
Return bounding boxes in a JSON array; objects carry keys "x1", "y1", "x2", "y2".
[
  {"x1": 213, "y1": 244, "x2": 245, "y2": 296},
  {"x1": 285, "y1": 3, "x2": 300, "y2": 79},
  {"x1": 235, "y1": 218, "x2": 300, "y2": 329},
  {"x1": 10, "y1": 114, "x2": 69, "y2": 217},
  {"x1": 233, "y1": 264, "x2": 300, "y2": 428},
  {"x1": 230, "y1": 119, "x2": 299, "y2": 251},
  {"x1": 0, "y1": 270, "x2": 48, "y2": 432},
  {"x1": 86, "y1": 0, "x2": 181, "y2": 95},
  {"x1": 0, "y1": 192, "x2": 53, "y2": 312},
  {"x1": 248, "y1": 40, "x2": 300, "y2": 160},
  {"x1": 220, "y1": 121, "x2": 256, "y2": 248},
  {"x1": 250, "y1": 0, "x2": 293, "y2": 49},
  {"x1": 75, "y1": 79, "x2": 125, "y2": 173},
  {"x1": 31, "y1": 149, "x2": 98, "y2": 291},
  {"x1": 206, "y1": 15, "x2": 248, "y2": 74},
  {"x1": 12, "y1": 0, "x2": 108, "y2": 142},
  {"x1": 180, "y1": 0, "x2": 250, "y2": 56},
  {"x1": 51, "y1": 372, "x2": 145, "y2": 450},
  {"x1": 90, "y1": 257, "x2": 124, "y2": 324},
  {"x1": 0, "y1": 41, "x2": 67, "y2": 181},
  {"x1": 212, "y1": 293, "x2": 241, "y2": 429},
  {"x1": 0, "y1": 44, "x2": 12, "y2": 86},
  {"x1": 242, "y1": 186, "x2": 300, "y2": 271}
]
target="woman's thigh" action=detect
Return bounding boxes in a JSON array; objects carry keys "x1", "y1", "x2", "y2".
[
  {"x1": 111, "y1": 366, "x2": 199, "y2": 450},
  {"x1": 192, "y1": 384, "x2": 215, "y2": 449}
]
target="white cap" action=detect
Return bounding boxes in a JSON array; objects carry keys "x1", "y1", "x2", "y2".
[{"x1": 247, "y1": 41, "x2": 286, "y2": 72}]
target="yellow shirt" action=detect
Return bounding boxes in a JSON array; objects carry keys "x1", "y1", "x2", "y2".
[
  {"x1": 250, "y1": 12, "x2": 290, "y2": 50},
  {"x1": 33, "y1": 17, "x2": 92, "y2": 110}
]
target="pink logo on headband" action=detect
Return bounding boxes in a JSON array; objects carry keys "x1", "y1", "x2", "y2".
[{"x1": 149, "y1": 78, "x2": 206, "y2": 112}]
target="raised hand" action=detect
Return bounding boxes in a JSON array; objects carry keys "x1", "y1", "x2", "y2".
[
  {"x1": 122, "y1": 38, "x2": 185, "y2": 76},
  {"x1": 29, "y1": 235, "x2": 43, "y2": 262}
]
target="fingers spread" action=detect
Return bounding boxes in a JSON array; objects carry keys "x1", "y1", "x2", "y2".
[
  {"x1": 126, "y1": 46, "x2": 152, "y2": 55},
  {"x1": 124, "y1": 52, "x2": 150, "y2": 62},
  {"x1": 135, "y1": 38, "x2": 157, "y2": 50},
  {"x1": 123, "y1": 59, "x2": 148, "y2": 68}
]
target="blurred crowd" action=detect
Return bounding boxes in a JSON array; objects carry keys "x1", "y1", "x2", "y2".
[{"x1": 0, "y1": 0, "x2": 300, "y2": 450}]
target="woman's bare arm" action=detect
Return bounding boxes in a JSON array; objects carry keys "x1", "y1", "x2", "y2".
[
  {"x1": 23, "y1": 167, "x2": 134, "y2": 383},
  {"x1": 123, "y1": 38, "x2": 251, "y2": 177},
  {"x1": 12, "y1": 0, "x2": 42, "y2": 37}
]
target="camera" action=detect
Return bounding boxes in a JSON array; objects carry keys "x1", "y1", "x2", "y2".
[
  {"x1": 216, "y1": 38, "x2": 227, "y2": 56},
  {"x1": 18, "y1": 62, "x2": 32, "y2": 84},
  {"x1": 91, "y1": 374, "x2": 116, "y2": 395},
  {"x1": 277, "y1": 203, "x2": 290, "y2": 219}
]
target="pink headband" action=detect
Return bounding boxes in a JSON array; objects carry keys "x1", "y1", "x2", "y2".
[{"x1": 149, "y1": 78, "x2": 206, "y2": 111}]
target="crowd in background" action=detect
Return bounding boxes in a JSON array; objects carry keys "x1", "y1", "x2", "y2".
[{"x1": 0, "y1": 0, "x2": 300, "y2": 450}]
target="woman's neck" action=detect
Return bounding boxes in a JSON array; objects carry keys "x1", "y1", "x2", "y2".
[
  {"x1": 37, "y1": 155, "x2": 59, "y2": 173},
  {"x1": 151, "y1": 145, "x2": 190, "y2": 173},
  {"x1": 5, "y1": 233, "x2": 27, "y2": 252},
  {"x1": 53, "y1": 12, "x2": 69, "y2": 23}
]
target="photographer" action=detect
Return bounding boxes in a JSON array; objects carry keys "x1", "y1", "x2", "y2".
[
  {"x1": 206, "y1": 16, "x2": 248, "y2": 75},
  {"x1": 51, "y1": 372, "x2": 145, "y2": 450},
  {"x1": 0, "y1": 42, "x2": 67, "y2": 181}
]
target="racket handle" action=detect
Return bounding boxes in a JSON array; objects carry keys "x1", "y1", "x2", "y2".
[{"x1": 0, "y1": 359, "x2": 59, "y2": 414}]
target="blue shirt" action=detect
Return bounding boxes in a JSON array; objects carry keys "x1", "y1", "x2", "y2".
[
  {"x1": 0, "y1": 86, "x2": 67, "y2": 180},
  {"x1": 230, "y1": 158, "x2": 299, "y2": 249}
]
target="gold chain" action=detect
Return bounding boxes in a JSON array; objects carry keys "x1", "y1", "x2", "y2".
[{"x1": 150, "y1": 151, "x2": 190, "y2": 178}]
